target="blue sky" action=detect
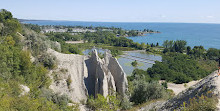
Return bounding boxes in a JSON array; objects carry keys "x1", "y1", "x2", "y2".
[{"x1": 0, "y1": 0, "x2": 220, "y2": 23}]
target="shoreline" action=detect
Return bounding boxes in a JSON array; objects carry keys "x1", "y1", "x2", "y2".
[{"x1": 124, "y1": 31, "x2": 161, "y2": 37}]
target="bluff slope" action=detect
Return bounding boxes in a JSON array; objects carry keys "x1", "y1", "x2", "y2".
[
  {"x1": 140, "y1": 71, "x2": 220, "y2": 111},
  {"x1": 48, "y1": 48, "x2": 128, "y2": 103},
  {"x1": 158, "y1": 71, "x2": 220, "y2": 111}
]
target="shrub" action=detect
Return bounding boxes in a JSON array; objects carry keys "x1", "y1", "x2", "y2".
[
  {"x1": 87, "y1": 94, "x2": 109, "y2": 110},
  {"x1": 131, "y1": 60, "x2": 138, "y2": 67},
  {"x1": 87, "y1": 94, "x2": 121, "y2": 111},
  {"x1": 40, "y1": 88, "x2": 79, "y2": 111},
  {"x1": 22, "y1": 27, "x2": 49, "y2": 56},
  {"x1": 161, "y1": 81, "x2": 168, "y2": 89},
  {"x1": 60, "y1": 68, "x2": 68, "y2": 73},
  {"x1": 50, "y1": 41, "x2": 61, "y2": 52},
  {"x1": 130, "y1": 80, "x2": 167, "y2": 104},
  {"x1": 181, "y1": 95, "x2": 217, "y2": 111},
  {"x1": 110, "y1": 49, "x2": 123, "y2": 57},
  {"x1": 66, "y1": 75, "x2": 72, "y2": 88},
  {"x1": 98, "y1": 52, "x2": 104, "y2": 59},
  {"x1": 38, "y1": 53, "x2": 57, "y2": 69},
  {"x1": 120, "y1": 97, "x2": 132, "y2": 110}
]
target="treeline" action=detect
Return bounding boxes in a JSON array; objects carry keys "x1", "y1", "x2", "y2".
[
  {"x1": 126, "y1": 40, "x2": 219, "y2": 107},
  {"x1": 162, "y1": 40, "x2": 220, "y2": 60},
  {"x1": 24, "y1": 23, "x2": 160, "y2": 55},
  {"x1": 0, "y1": 9, "x2": 78, "y2": 110},
  {"x1": 147, "y1": 53, "x2": 210, "y2": 83},
  {"x1": 46, "y1": 32, "x2": 82, "y2": 42},
  {"x1": 131, "y1": 40, "x2": 219, "y2": 84},
  {"x1": 45, "y1": 31, "x2": 147, "y2": 54},
  {"x1": 45, "y1": 32, "x2": 82, "y2": 54},
  {"x1": 23, "y1": 24, "x2": 41, "y2": 33},
  {"x1": 25, "y1": 23, "x2": 158, "y2": 37}
]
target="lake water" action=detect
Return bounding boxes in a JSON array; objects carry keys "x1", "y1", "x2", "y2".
[
  {"x1": 117, "y1": 51, "x2": 161, "y2": 75},
  {"x1": 23, "y1": 20, "x2": 220, "y2": 49}
]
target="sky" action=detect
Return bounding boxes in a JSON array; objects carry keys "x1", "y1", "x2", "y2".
[{"x1": 0, "y1": 0, "x2": 220, "y2": 23}]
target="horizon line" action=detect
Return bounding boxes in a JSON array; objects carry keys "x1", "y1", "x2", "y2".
[{"x1": 19, "y1": 18, "x2": 220, "y2": 25}]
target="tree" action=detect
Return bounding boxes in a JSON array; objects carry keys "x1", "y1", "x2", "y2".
[
  {"x1": 146, "y1": 53, "x2": 208, "y2": 83},
  {"x1": 140, "y1": 43, "x2": 145, "y2": 49},
  {"x1": 1, "y1": 18, "x2": 21, "y2": 36},
  {"x1": 168, "y1": 40, "x2": 174, "y2": 49},
  {"x1": 173, "y1": 40, "x2": 187, "y2": 53},
  {"x1": 163, "y1": 40, "x2": 186, "y2": 53},
  {"x1": 0, "y1": 9, "x2": 13, "y2": 21},
  {"x1": 190, "y1": 46, "x2": 205, "y2": 59},
  {"x1": 163, "y1": 40, "x2": 174, "y2": 49},
  {"x1": 187, "y1": 46, "x2": 191, "y2": 55},
  {"x1": 206, "y1": 48, "x2": 220, "y2": 60},
  {"x1": 163, "y1": 40, "x2": 169, "y2": 48},
  {"x1": 131, "y1": 60, "x2": 138, "y2": 67},
  {"x1": 156, "y1": 42, "x2": 159, "y2": 47},
  {"x1": 151, "y1": 43, "x2": 155, "y2": 47}
]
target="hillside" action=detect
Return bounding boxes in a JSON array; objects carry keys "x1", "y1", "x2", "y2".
[
  {"x1": 1, "y1": 9, "x2": 220, "y2": 111},
  {"x1": 139, "y1": 70, "x2": 220, "y2": 111}
]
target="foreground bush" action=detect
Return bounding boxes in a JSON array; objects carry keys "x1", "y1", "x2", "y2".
[
  {"x1": 87, "y1": 94, "x2": 120, "y2": 111},
  {"x1": 38, "y1": 53, "x2": 57, "y2": 69},
  {"x1": 181, "y1": 94, "x2": 217, "y2": 111},
  {"x1": 130, "y1": 80, "x2": 167, "y2": 104}
]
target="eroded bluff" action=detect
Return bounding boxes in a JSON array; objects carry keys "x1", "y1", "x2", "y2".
[{"x1": 48, "y1": 49, "x2": 128, "y2": 103}]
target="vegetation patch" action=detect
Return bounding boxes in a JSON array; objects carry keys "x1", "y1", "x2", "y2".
[{"x1": 180, "y1": 92, "x2": 218, "y2": 111}]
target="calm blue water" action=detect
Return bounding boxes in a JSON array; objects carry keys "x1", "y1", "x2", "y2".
[
  {"x1": 23, "y1": 20, "x2": 220, "y2": 49},
  {"x1": 117, "y1": 52, "x2": 161, "y2": 75}
]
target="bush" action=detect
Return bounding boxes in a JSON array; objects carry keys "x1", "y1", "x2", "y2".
[
  {"x1": 66, "y1": 75, "x2": 72, "y2": 88},
  {"x1": 98, "y1": 52, "x2": 104, "y2": 59},
  {"x1": 38, "y1": 53, "x2": 57, "y2": 69},
  {"x1": 181, "y1": 95, "x2": 217, "y2": 111},
  {"x1": 161, "y1": 82, "x2": 168, "y2": 89},
  {"x1": 130, "y1": 80, "x2": 167, "y2": 104},
  {"x1": 131, "y1": 60, "x2": 138, "y2": 67},
  {"x1": 110, "y1": 49, "x2": 123, "y2": 57},
  {"x1": 87, "y1": 94, "x2": 120, "y2": 111},
  {"x1": 120, "y1": 97, "x2": 132, "y2": 110}
]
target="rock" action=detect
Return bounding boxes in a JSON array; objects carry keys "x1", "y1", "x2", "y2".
[
  {"x1": 48, "y1": 49, "x2": 88, "y2": 103},
  {"x1": 48, "y1": 48, "x2": 128, "y2": 103},
  {"x1": 157, "y1": 71, "x2": 220, "y2": 111},
  {"x1": 85, "y1": 49, "x2": 128, "y2": 97},
  {"x1": 108, "y1": 57, "x2": 128, "y2": 95},
  {"x1": 139, "y1": 101, "x2": 166, "y2": 111}
]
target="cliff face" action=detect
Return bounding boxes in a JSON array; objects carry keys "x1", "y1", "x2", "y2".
[
  {"x1": 85, "y1": 49, "x2": 128, "y2": 97},
  {"x1": 48, "y1": 49, "x2": 128, "y2": 103},
  {"x1": 48, "y1": 49, "x2": 88, "y2": 103}
]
